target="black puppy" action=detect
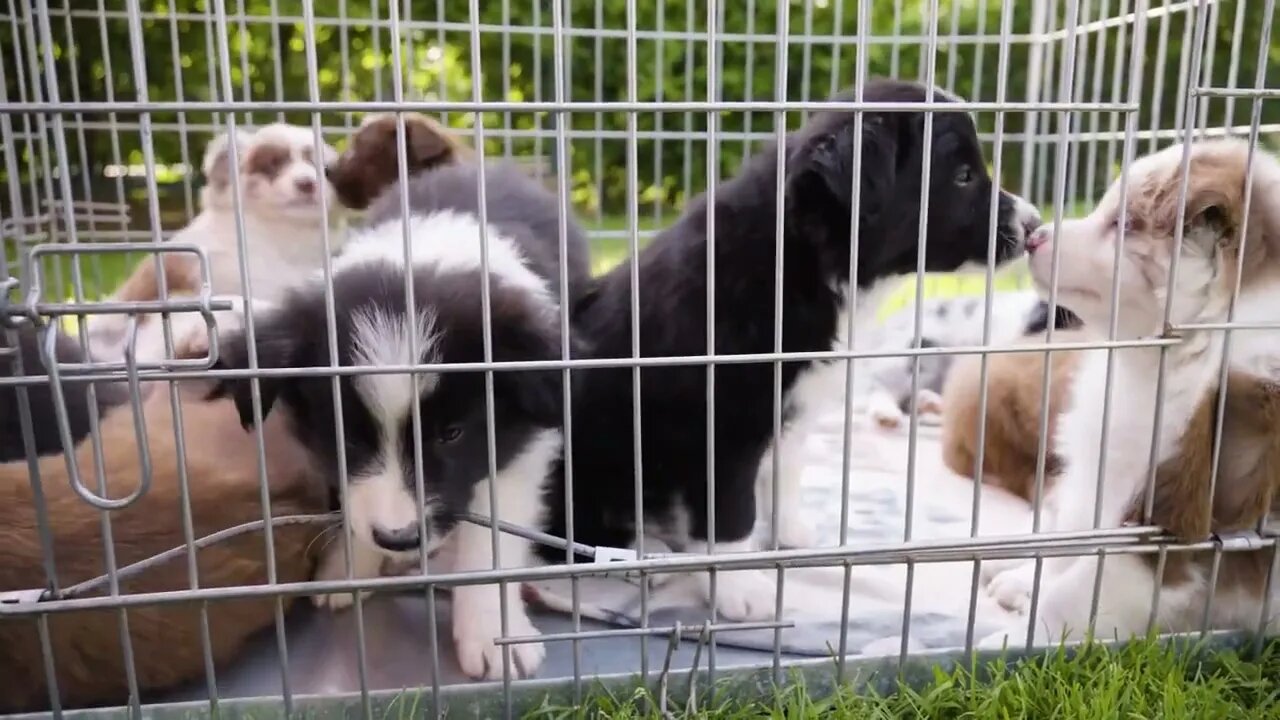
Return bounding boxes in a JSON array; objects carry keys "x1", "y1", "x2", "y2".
[
  {"x1": 0, "y1": 323, "x2": 126, "y2": 462},
  {"x1": 547, "y1": 78, "x2": 1043, "y2": 620}
]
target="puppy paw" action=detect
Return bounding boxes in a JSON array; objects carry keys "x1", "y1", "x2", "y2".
[
  {"x1": 868, "y1": 393, "x2": 905, "y2": 430},
  {"x1": 311, "y1": 589, "x2": 370, "y2": 611},
  {"x1": 700, "y1": 569, "x2": 781, "y2": 622},
  {"x1": 309, "y1": 540, "x2": 378, "y2": 612},
  {"x1": 985, "y1": 562, "x2": 1037, "y2": 614},
  {"x1": 453, "y1": 585, "x2": 544, "y2": 680}
]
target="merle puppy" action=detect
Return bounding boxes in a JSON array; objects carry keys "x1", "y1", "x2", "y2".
[{"x1": 547, "y1": 78, "x2": 1042, "y2": 620}]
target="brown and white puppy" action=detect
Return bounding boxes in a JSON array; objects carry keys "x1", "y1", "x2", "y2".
[
  {"x1": 88, "y1": 123, "x2": 343, "y2": 365},
  {"x1": 0, "y1": 327, "x2": 330, "y2": 713},
  {"x1": 979, "y1": 138, "x2": 1280, "y2": 647},
  {"x1": 941, "y1": 324, "x2": 1086, "y2": 504},
  {"x1": 325, "y1": 112, "x2": 472, "y2": 212}
]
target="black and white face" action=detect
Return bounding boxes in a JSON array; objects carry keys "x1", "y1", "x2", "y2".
[
  {"x1": 211, "y1": 216, "x2": 566, "y2": 561},
  {"x1": 201, "y1": 123, "x2": 339, "y2": 223},
  {"x1": 784, "y1": 80, "x2": 1042, "y2": 287}
]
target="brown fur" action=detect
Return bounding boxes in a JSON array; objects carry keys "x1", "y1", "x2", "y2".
[
  {"x1": 941, "y1": 329, "x2": 1087, "y2": 502},
  {"x1": 0, "y1": 366, "x2": 330, "y2": 712},
  {"x1": 109, "y1": 252, "x2": 204, "y2": 304},
  {"x1": 326, "y1": 113, "x2": 472, "y2": 211},
  {"x1": 1129, "y1": 373, "x2": 1280, "y2": 591}
]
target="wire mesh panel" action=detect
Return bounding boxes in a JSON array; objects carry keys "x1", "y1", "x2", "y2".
[{"x1": 1, "y1": 0, "x2": 1278, "y2": 717}]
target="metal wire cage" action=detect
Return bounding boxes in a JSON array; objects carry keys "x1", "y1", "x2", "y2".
[{"x1": 1, "y1": 0, "x2": 1279, "y2": 717}]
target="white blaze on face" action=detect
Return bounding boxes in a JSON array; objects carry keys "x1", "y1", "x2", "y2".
[{"x1": 346, "y1": 306, "x2": 440, "y2": 555}]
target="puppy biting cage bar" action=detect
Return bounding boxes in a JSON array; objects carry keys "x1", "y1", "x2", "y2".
[{"x1": 1, "y1": 0, "x2": 1279, "y2": 716}]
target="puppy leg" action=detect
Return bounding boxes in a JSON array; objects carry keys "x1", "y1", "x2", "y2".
[
  {"x1": 756, "y1": 426, "x2": 817, "y2": 549},
  {"x1": 978, "y1": 554, "x2": 1165, "y2": 649},
  {"x1": 311, "y1": 535, "x2": 384, "y2": 610},
  {"x1": 451, "y1": 479, "x2": 544, "y2": 681},
  {"x1": 868, "y1": 387, "x2": 906, "y2": 429},
  {"x1": 686, "y1": 538, "x2": 781, "y2": 622}
]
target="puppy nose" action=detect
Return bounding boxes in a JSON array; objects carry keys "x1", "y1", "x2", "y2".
[
  {"x1": 371, "y1": 524, "x2": 421, "y2": 552},
  {"x1": 1023, "y1": 212, "x2": 1044, "y2": 236},
  {"x1": 1026, "y1": 226, "x2": 1052, "y2": 253},
  {"x1": 295, "y1": 177, "x2": 317, "y2": 195}
]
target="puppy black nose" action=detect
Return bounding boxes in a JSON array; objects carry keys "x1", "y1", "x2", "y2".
[
  {"x1": 1023, "y1": 214, "x2": 1044, "y2": 236},
  {"x1": 372, "y1": 524, "x2": 421, "y2": 552},
  {"x1": 295, "y1": 177, "x2": 317, "y2": 195}
]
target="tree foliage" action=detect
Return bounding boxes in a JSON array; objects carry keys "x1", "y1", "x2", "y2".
[{"x1": 3, "y1": 0, "x2": 1276, "y2": 222}]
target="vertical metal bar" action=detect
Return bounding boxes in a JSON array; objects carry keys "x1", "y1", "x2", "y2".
[
  {"x1": 547, "y1": 0, "x2": 583, "y2": 696},
  {"x1": 703, "y1": 0, "x2": 723, "y2": 686},
  {"x1": 461, "y1": 1, "x2": 510, "y2": 710},
  {"x1": 0, "y1": 28, "x2": 62, "y2": 713},
  {"x1": 962, "y1": 0, "x2": 1017, "y2": 656},
  {"x1": 35, "y1": 3, "x2": 140, "y2": 713},
  {"x1": 269, "y1": 0, "x2": 285, "y2": 124},
  {"x1": 835, "y1": 0, "x2": 871, "y2": 680},
  {"x1": 1221, "y1": 0, "x2": 1247, "y2": 130},
  {"x1": 1021, "y1": 0, "x2": 1049, "y2": 199},
  {"x1": 209, "y1": 0, "x2": 294, "y2": 710},
  {"x1": 167, "y1": 0, "x2": 198, "y2": 220},
  {"x1": 1023, "y1": 0, "x2": 1084, "y2": 648},
  {"x1": 899, "y1": 0, "x2": 941, "y2": 664},
  {"x1": 549, "y1": 0, "x2": 581, "y2": 699},
  {"x1": 623, "y1": 0, "x2": 648, "y2": 689},
  {"x1": 592, "y1": 0, "x2": 604, "y2": 225},
  {"x1": 58, "y1": 0, "x2": 105, "y2": 295},
  {"x1": 1083, "y1": 0, "x2": 1113, "y2": 207},
  {"x1": 768, "y1": 0, "x2": 791, "y2": 683},
  {"x1": 1198, "y1": 0, "x2": 1274, "y2": 635}
]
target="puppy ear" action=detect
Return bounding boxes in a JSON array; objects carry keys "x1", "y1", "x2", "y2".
[
  {"x1": 202, "y1": 130, "x2": 251, "y2": 188},
  {"x1": 207, "y1": 314, "x2": 298, "y2": 429},
  {"x1": 406, "y1": 115, "x2": 465, "y2": 170},
  {"x1": 786, "y1": 113, "x2": 897, "y2": 227}
]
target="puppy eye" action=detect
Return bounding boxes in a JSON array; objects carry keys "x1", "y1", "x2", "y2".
[
  {"x1": 954, "y1": 165, "x2": 974, "y2": 186},
  {"x1": 438, "y1": 425, "x2": 463, "y2": 444}
]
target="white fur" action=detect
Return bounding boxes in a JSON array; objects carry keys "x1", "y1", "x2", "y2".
[
  {"x1": 981, "y1": 142, "x2": 1280, "y2": 648},
  {"x1": 335, "y1": 210, "x2": 554, "y2": 308},
  {"x1": 684, "y1": 538, "x2": 783, "y2": 622}
]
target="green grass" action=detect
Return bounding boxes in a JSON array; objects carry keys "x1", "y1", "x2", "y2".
[{"x1": 521, "y1": 638, "x2": 1280, "y2": 719}]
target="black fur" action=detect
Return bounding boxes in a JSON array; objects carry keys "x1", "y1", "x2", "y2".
[
  {"x1": 1022, "y1": 301, "x2": 1084, "y2": 336},
  {"x1": 209, "y1": 164, "x2": 591, "y2": 550},
  {"x1": 362, "y1": 161, "x2": 593, "y2": 304},
  {"x1": 0, "y1": 323, "x2": 127, "y2": 462},
  {"x1": 544, "y1": 79, "x2": 1035, "y2": 559}
]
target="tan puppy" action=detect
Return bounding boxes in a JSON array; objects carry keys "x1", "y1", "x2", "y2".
[
  {"x1": 0, "y1": 331, "x2": 330, "y2": 712},
  {"x1": 941, "y1": 327, "x2": 1086, "y2": 503}
]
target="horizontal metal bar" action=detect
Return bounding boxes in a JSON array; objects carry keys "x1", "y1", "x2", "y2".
[
  {"x1": 55, "y1": 119, "x2": 1280, "y2": 148},
  {"x1": 493, "y1": 620, "x2": 795, "y2": 646},
  {"x1": 1042, "y1": 0, "x2": 1208, "y2": 41},
  {"x1": 1195, "y1": 87, "x2": 1280, "y2": 99},
  {"x1": 0, "y1": 336, "x2": 1182, "y2": 389},
  {"x1": 47, "y1": 8, "x2": 1046, "y2": 45},
  {"x1": 3, "y1": 526, "x2": 1268, "y2": 617},
  {"x1": 0, "y1": 100, "x2": 1142, "y2": 115},
  {"x1": 1170, "y1": 320, "x2": 1280, "y2": 332}
]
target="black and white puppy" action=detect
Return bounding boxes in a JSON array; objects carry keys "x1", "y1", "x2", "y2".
[
  {"x1": 548, "y1": 78, "x2": 1042, "y2": 619},
  {"x1": 210, "y1": 162, "x2": 590, "y2": 680}
]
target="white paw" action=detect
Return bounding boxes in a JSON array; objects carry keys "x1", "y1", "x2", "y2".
[
  {"x1": 871, "y1": 401, "x2": 905, "y2": 430},
  {"x1": 985, "y1": 562, "x2": 1037, "y2": 614},
  {"x1": 453, "y1": 586, "x2": 544, "y2": 680},
  {"x1": 310, "y1": 540, "x2": 377, "y2": 611},
  {"x1": 701, "y1": 569, "x2": 781, "y2": 622},
  {"x1": 311, "y1": 589, "x2": 370, "y2": 611}
]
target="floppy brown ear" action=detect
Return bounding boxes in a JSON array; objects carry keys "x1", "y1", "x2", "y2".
[{"x1": 405, "y1": 115, "x2": 468, "y2": 170}]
